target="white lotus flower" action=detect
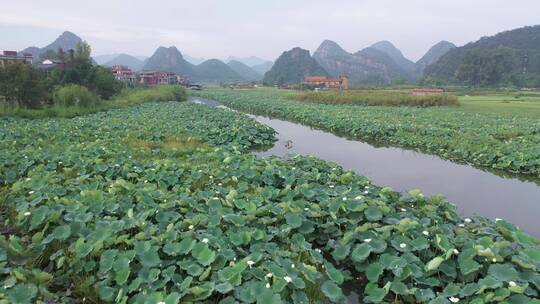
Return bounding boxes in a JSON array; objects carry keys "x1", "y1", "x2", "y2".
[
  {"x1": 247, "y1": 260, "x2": 255, "y2": 267},
  {"x1": 492, "y1": 258, "x2": 497, "y2": 262},
  {"x1": 449, "y1": 297, "x2": 460, "y2": 303},
  {"x1": 209, "y1": 175, "x2": 214, "y2": 179},
  {"x1": 342, "y1": 197, "x2": 347, "y2": 201},
  {"x1": 364, "y1": 239, "x2": 372, "y2": 243},
  {"x1": 400, "y1": 208, "x2": 407, "y2": 212},
  {"x1": 399, "y1": 243, "x2": 407, "y2": 249},
  {"x1": 24, "y1": 212, "x2": 31, "y2": 216},
  {"x1": 157, "y1": 301, "x2": 166, "y2": 304},
  {"x1": 284, "y1": 276, "x2": 292, "y2": 283},
  {"x1": 364, "y1": 190, "x2": 369, "y2": 194},
  {"x1": 188, "y1": 225, "x2": 194, "y2": 230},
  {"x1": 458, "y1": 224, "x2": 465, "y2": 227},
  {"x1": 464, "y1": 218, "x2": 472, "y2": 223},
  {"x1": 329, "y1": 185, "x2": 334, "y2": 188},
  {"x1": 315, "y1": 248, "x2": 322, "y2": 253},
  {"x1": 28, "y1": 191, "x2": 34, "y2": 195},
  {"x1": 25, "y1": 178, "x2": 31, "y2": 181},
  {"x1": 218, "y1": 183, "x2": 223, "y2": 186},
  {"x1": 266, "y1": 273, "x2": 273, "y2": 278},
  {"x1": 495, "y1": 218, "x2": 502, "y2": 222},
  {"x1": 453, "y1": 249, "x2": 459, "y2": 254},
  {"x1": 202, "y1": 238, "x2": 209, "y2": 243},
  {"x1": 355, "y1": 196, "x2": 363, "y2": 200},
  {"x1": 422, "y1": 231, "x2": 429, "y2": 236},
  {"x1": 291, "y1": 264, "x2": 295, "y2": 268},
  {"x1": 509, "y1": 281, "x2": 517, "y2": 287},
  {"x1": 266, "y1": 283, "x2": 271, "y2": 288},
  {"x1": 304, "y1": 208, "x2": 309, "y2": 211}
]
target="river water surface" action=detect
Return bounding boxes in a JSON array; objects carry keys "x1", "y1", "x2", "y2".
[{"x1": 190, "y1": 97, "x2": 540, "y2": 237}]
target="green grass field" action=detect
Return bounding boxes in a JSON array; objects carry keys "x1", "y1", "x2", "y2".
[{"x1": 458, "y1": 94, "x2": 540, "y2": 118}]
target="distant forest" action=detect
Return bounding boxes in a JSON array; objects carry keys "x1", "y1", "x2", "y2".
[{"x1": 424, "y1": 25, "x2": 540, "y2": 87}]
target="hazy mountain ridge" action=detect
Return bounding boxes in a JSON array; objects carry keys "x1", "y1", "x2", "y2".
[
  {"x1": 226, "y1": 56, "x2": 269, "y2": 67},
  {"x1": 103, "y1": 54, "x2": 145, "y2": 71},
  {"x1": 251, "y1": 61, "x2": 274, "y2": 75},
  {"x1": 193, "y1": 59, "x2": 243, "y2": 82},
  {"x1": 22, "y1": 31, "x2": 83, "y2": 63},
  {"x1": 227, "y1": 60, "x2": 262, "y2": 81},
  {"x1": 415, "y1": 41, "x2": 456, "y2": 74},
  {"x1": 263, "y1": 47, "x2": 328, "y2": 85},
  {"x1": 184, "y1": 54, "x2": 206, "y2": 65},
  {"x1": 369, "y1": 40, "x2": 416, "y2": 75}
]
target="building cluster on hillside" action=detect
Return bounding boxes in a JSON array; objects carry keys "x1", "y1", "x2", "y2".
[
  {"x1": 0, "y1": 50, "x2": 33, "y2": 68},
  {"x1": 303, "y1": 75, "x2": 349, "y2": 90},
  {"x1": 111, "y1": 65, "x2": 191, "y2": 87}
]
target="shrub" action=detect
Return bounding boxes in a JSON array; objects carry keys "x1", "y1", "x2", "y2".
[
  {"x1": 112, "y1": 85, "x2": 187, "y2": 105},
  {"x1": 53, "y1": 84, "x2": 99, "y2": 108}
]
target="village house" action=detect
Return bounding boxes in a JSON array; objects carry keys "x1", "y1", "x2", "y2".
[
  {"x1": 111, "y1": 65, "x2": 137, "y2": 86},
  {"x1": 412, "y1": 88, "x2": 445, "y2": 96},
  {"x1": 234, "y1": 83, "x2": 257, "y2": 89},
  {"x1": 0, "y1": 50, "x2": 33, "y2": 68},
  {"x1": 37, "y1": 59, "x2": 63, "y2": 70},
  {"x1": 304, "y1": 75, "x2": 349, "y2": 90},
  {"x1": 176, "y1": 74, "x2": 191, "y2": 86},
  {"x1": 139, "y1": 71, "x2": 179, "y2": 86}
]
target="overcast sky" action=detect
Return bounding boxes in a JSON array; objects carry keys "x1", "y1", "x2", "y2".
[{"x1": 1, "y1": 0, "x2": 539, "y2": 62}]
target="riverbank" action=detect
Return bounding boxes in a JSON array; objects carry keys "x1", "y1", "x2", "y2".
[{"x1": 192, "y1": 88, "x2": 540, "y2": 177}]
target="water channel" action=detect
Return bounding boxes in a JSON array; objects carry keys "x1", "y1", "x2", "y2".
[{"x1": 190, "y1": 97, "x2": 540, "y2": 238}]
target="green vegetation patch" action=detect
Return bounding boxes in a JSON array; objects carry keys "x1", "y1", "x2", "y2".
[
  {"x1": 193, "y1": 88, "x2": 540, "y2": 177},
  {"x1": 0, "y1": 85, "x2": 187, "y2": 119},
  {"x1": 0, "y1": 100, "x2": 539, "y2": 303},
  {"x1": 291, "y1": 90, "x2": 459, "y2": 107}
]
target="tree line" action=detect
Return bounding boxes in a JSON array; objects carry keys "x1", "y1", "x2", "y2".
[{"x1": 0, "y1": 42, "x2": 122, "y2": 109}]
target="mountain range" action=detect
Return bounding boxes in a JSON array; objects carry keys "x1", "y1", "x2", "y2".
[
  {"x1": 18, "y1": 24, "x2": 540, "y2": 87},
  {"x1": 311, "y1": 40, "x2": 412, "y2": 85},
  {"x1": 226, "y1": 56, "x2": 268, "y2": 67},
  {"x1": 101, "y1": 54, "x2": 146, "y2": 71},
  {"x1": 141, "y1": 46, "x2": 264, "y2": 83}
]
